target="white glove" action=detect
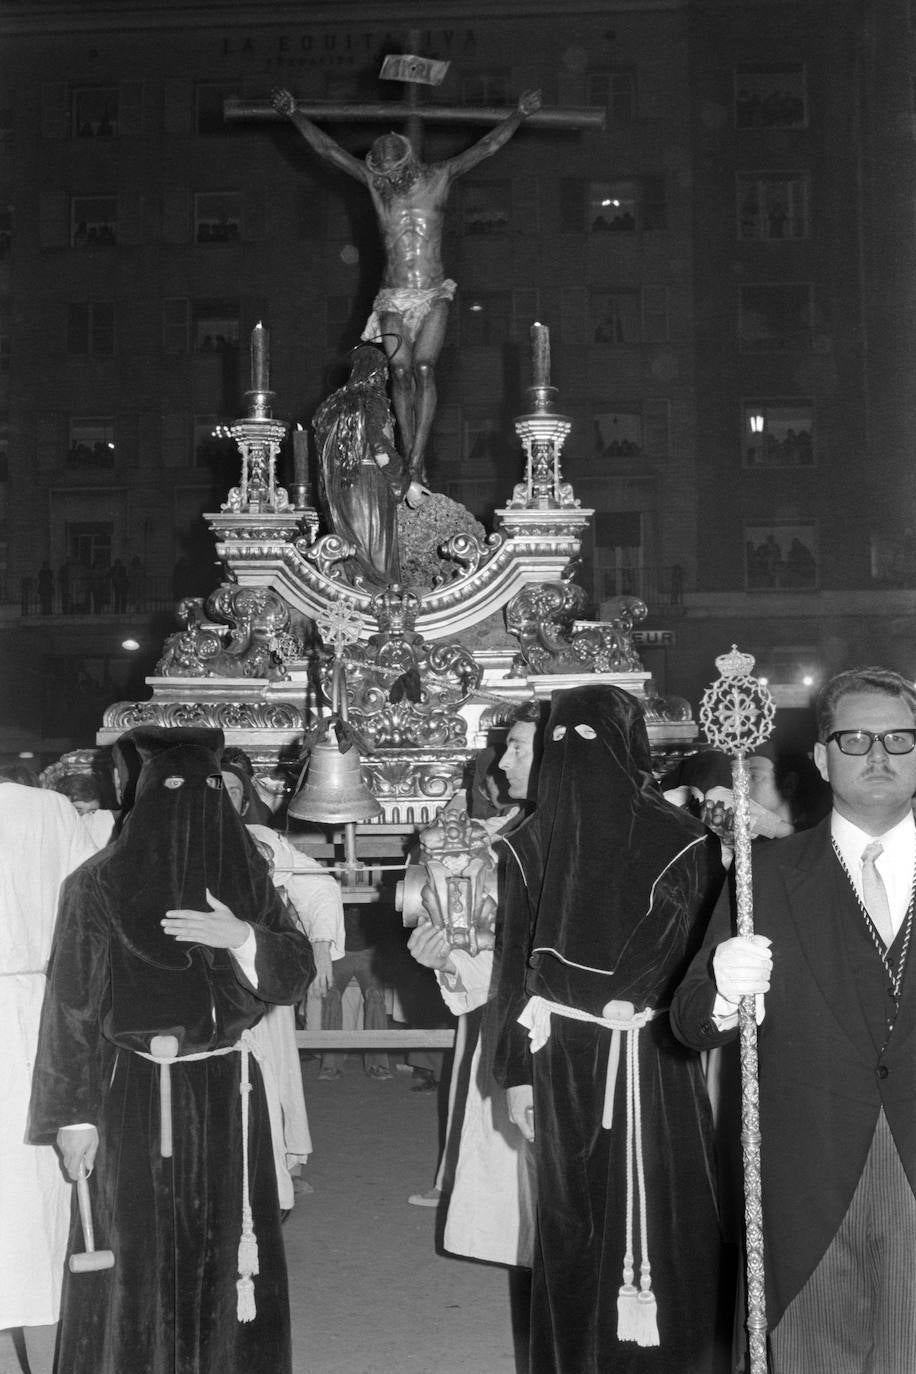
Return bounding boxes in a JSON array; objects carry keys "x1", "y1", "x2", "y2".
[{"x1": 712, "y1": 934, "x2": 772, "y2": 1025}]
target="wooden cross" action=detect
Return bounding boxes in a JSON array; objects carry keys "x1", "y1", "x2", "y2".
[{"x1": 224, "y1": 36, "x2": 605, "y2": 147}]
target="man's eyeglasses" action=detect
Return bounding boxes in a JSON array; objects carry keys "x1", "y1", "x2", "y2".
[{"x1": 824, "y1": 729, "x2": 916, "y2": 756}]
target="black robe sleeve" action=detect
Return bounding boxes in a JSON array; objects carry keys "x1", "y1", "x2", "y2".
[
  {"x1": 28, "y1": 862, "x2": 112, "y2": 1142},
  {"x1": 491, "y1": 846, "x2": 535, "y2": 1090},
  {"x1": 669, "y1": 870, "x2": 741, "y2": 1052}
]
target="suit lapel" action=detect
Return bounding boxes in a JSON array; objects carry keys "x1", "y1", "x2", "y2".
[{"x1": 777, "y1": 821, "x2": 875, "y2": 1063}]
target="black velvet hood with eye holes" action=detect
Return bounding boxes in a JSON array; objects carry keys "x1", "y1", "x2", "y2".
[
  {"x1": 95, "y1": 726, "x2": 310, "y2": 1053},
  {"x1": 502, "y1": 685, "x2": 709, "y2": 1007}
]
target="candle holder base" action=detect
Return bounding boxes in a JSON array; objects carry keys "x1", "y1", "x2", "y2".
[
  {"x1": 245, "y1": 389, "x2": 276, "y2": 422},
  {"x1": 525, "y1": 384, "x2": 558, "y2": 414}
]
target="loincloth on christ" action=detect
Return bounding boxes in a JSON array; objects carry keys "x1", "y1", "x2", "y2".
[{"x1": 362, "y1": 279, "x2": 457, "y2": 346}]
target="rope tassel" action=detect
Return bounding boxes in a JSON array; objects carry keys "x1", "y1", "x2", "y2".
[
  {"x1": 236, "y1": 1042, "x2": 258, "y2": 1323},
  {"x1": 617, "y1": 1028, "x2": 659, "y2": 1346},
  {"x1": 517, "y1": 997, "x2": 663, "y2": 1349}
]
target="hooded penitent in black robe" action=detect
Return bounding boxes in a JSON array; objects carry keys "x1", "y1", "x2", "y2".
[
  {"x1": 28, "y1": 727, "x2": 315, "y2": 1374},
  {"x1": 492, "y1": 686, "x2": 726, "y2": 1374}
]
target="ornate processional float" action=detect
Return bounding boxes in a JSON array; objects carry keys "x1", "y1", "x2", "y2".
[{"x1": 95, "y1": 319, "x2": 698, "y2": 838}]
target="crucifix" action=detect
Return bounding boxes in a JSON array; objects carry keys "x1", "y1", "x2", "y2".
[{"x1": 225, "y1": 47, "x2": 604, "y2": 484}]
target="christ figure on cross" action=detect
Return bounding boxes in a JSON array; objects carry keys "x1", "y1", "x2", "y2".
[{"x1": 271, "y1": 86, "x2": 542, "y2": 484}]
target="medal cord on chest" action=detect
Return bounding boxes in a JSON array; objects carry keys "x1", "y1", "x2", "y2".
[{"x1": 832, "y1": 840, "x2": 915, "y2": 1018}]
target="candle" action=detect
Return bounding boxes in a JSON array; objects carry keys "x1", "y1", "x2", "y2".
[
  {"x1": 293, "y1": 427, "x2": 309, "y2": 487},
  {"x1": 531, "y1": 321, "x2": 550, "y2": 388},
  {"x1": 251, "y1": 321, "x2": 269, "y2": 392}
]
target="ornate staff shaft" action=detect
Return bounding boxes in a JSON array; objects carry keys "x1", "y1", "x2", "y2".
[{"x1": 700, "y1": 646, "x2": 775, "y2": 1374}]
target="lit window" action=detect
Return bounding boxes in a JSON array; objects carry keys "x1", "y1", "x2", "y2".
[
  {"x1": 742, "y1": 400, "x2": 814, "y2": 467},
  {"x1": 68, "y1": 417, "x2": 115, "y2": 469},
  {"x1": 563, "y1": 179, "x2": 666, "y2": 233},
  {"x1": 587, "y1": 181, "x2": 637, "y2": 233},
  {"x1": 459, "y1": 293, "x2": 510, "y2": 346}
]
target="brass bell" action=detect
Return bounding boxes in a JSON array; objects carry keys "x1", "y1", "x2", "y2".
[{"x1": 287, "y1": 737, "x2": 381, "y2": 823}]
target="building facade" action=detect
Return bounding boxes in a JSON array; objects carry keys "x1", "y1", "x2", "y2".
[{"x1": 0, "y1": 0, "x2": 912, "y2": 748}]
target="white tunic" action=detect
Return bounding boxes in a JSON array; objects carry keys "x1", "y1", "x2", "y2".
[
  {"x1": 245, "y1": 826, "x2": 344, "y2": 1208},
  {"x1": 437, "y1": 948, "x2": 537, "y2": 1267},
  {"x1": 0, "y1": 784, "x2": 95, "y2": 1327}
]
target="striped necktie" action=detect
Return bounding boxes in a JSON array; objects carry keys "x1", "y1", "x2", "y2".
[{"x1": 861, "y1": 841, "x2": 894, "y2": 948}]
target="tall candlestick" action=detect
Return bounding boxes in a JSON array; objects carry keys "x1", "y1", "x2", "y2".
[
  {"x1": 250, "y1": 321, "x2": 269, "y2": 392},
  {"x1": 531, "y1": 321, "x2": 550, "y2": 388}
]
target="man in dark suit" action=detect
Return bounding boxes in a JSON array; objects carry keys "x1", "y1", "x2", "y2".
[{"x1": 672, "y1": 665, "x2": 916, "y2": 1373}]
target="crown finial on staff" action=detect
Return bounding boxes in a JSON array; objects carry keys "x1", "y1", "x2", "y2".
[{"x1": 699, "y1": 644, "x2": 775, "y2": 757}]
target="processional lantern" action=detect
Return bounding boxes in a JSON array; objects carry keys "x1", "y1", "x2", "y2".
[{"x1": 699, "y1": 646, "x2": 775, "y2": 1374}]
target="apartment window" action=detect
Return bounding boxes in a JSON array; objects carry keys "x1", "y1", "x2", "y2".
[
  {"x1": 67, "y1": 521, "x2": 112, "y2": 566},
  {"x1": 68, "y1": 417, "x2": 115, "y2": 469},
  {"x1": 460, "y1": 293, "x2": 511, "y2": 346},
  {"x1": 588, "y1": 180, "x2": 636, "y2": 233},
  {"x1": 0, "y1": 109, "x2": 11, "y2": 143},
  {"x1": 592, "y1": 291, "x2": 640, "y2": 344},
  {"x1": 71, "y1": 196, "x2": 118, "y2": 248},
  {"x1": 191, "y1": 300, "x2": 239, "y2": 353},
  {"x1": 739, "y1": 284, "x2": 812, "y2": 352},
  {"x1": 743, "y1": 400, "x2": 814, "y2": 467},
  {"x1": 73, "y1": 87, "x2": 118, "y2": 138},
  {"x1": 0, "y1": 211, "x2": 12, "y2": 261},
  {"x1": 0, "y1": 417, "x2": 8, "y2": 481},
  {"x1": 563, "y1": 179, "x2": 666, "y2": 233},
  {"x1": 196, "y1": 84, "x2": 237, "y2": 135},
  {"x1": 735, "y1": 64, "x2": 807, "y2": 130},
  {"x1": 586, "y1": 69, "x2": 636, "y2": 122},
  {"x1": 194, "y1": 192, "x2": 242, "y2": 244},
  {"x1": 738, "y1": 173, "x2": 810, "y2": 241},
  {"x1": 745, "y1": 520, "x2": 817, "y2": 590},
  {"x1": 461, "y1": 181, "x2": 510, "y2": 235},
  {"x1": 0, "y1": 334, "x2": 8, "y2": 374},
  {"x1": 68, "y1": 302, "x2": 115, "y2": 356},
  {"x1": 462, "y1": 73, "x2": 508, "y2": 107},
  {"x1": 594, "y1": 511, "x2": 643, "y2": 599},
  {"x1": 593, "y1": 410, "x2": 642, "y2": 458}
]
